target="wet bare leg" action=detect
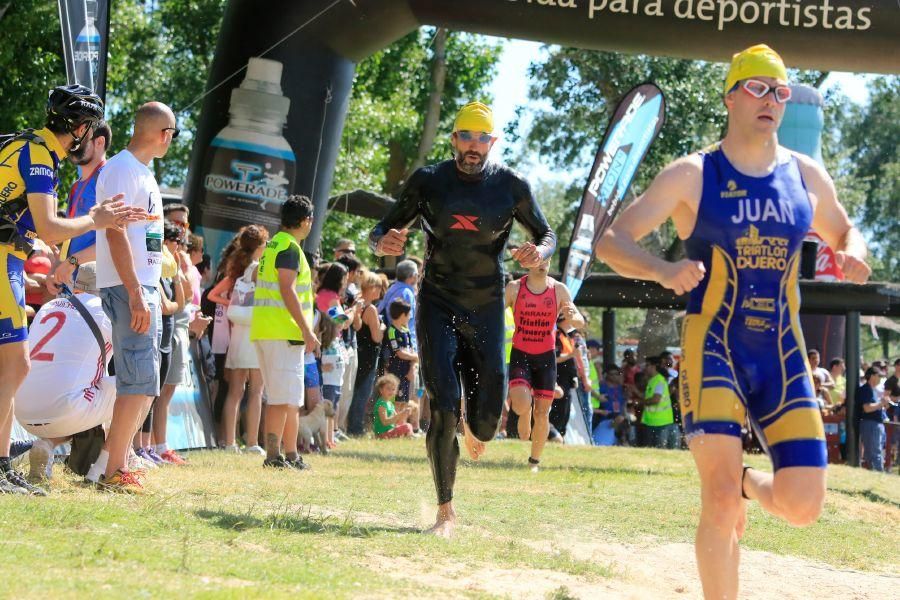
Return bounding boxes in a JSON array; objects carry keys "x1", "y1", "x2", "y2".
[
  {"x1": 735, "y1": 497, "x2": 748, "y2": 540},
  {"x1": 689, "y1": 434, "x2": 744, "y2": 600},
  {"x1": 462, "y1": 420, "x2": 485, "y2": 461},
  {"x1": 742, "y1": 465, "x2": 826, "y2": 528}
]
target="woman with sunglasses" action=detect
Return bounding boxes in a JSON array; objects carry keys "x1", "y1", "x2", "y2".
[
  {"x1": 595, "y1": 44, "x2": 870, "y2": 600},
  {"x1": 370, "y1": 101, "x2": 556, "y2": 538}
]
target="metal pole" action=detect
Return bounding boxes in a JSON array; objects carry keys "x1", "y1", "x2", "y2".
[
  {"x1": 602, "y1": 309, "x2": 616, "y2": 367},
  {"x1": 844, "y1": 311, "x2": 861, "y2": 467}
]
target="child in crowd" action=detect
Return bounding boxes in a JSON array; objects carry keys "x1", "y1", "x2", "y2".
[
  {"x1": 813, "y1": 372, "x2": 835, "y2": 414},
  {"x1": 304, "y1": 255, "x2": 323, "y2": 418},
  {"x1": 318, "y1": 316, "x2": 345, "y2": 449},
  {"x1": 373, "y1": 375, "x2": 414, "y2": 439},
  {"x1": 385, "y1": 299, "x2": 420, "y2": 432}
]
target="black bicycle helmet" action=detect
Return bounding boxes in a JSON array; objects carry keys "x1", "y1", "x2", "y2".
[{"x1": 47, "y1": 84, "x2": 104, "y2": 150}]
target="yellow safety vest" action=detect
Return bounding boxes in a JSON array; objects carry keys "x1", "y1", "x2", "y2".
[
  {"x1": 642, "y1": 372, "x2": 674, "y2": 427},
  {"x1": 250, "y1": 230, "x2": 313, "y2": 341},
  {"x1": 589, "y1": 361, "x2": 601, "y2": 409},
  {"x1": 504, "y1": 306, "x2": 515, "y2": 363}
]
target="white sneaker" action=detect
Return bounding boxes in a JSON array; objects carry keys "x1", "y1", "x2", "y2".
[
  {"x1": 243, "y1": 445, "x2": 265, "y2": 456},
  {"x1": 129, "y1": 449, "x2": 157, "y2": 470},
  {"x1": 224, "y1": 444, "x2": 241, "y2": 454}
]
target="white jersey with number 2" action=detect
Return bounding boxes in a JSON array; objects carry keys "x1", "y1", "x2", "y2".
[{"x1": 19, "y1": 293, "x2": 113, "y2": 399}]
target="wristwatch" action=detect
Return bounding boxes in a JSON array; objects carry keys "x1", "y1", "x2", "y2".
[{"x1": 67, "y1": 255, "x2": 79, "y2": 267}]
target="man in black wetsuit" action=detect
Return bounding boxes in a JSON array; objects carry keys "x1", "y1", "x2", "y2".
[{"x1": 370, "y1": 102, "x2": 556, "y2": 537}]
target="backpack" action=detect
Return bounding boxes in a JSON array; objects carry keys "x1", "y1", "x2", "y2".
[
  {"x1": 226, "y1": 264, "x2": 257, "y2": 327},
  {"x1": 0, "y1": 129, "x2": 49, "y2": 155},
  {"x1": 0, "y1": 130, "x2": 52, "y2": 255}
]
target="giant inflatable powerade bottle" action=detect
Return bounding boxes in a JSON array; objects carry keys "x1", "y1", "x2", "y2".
[{"x1": 196, "y1": 57, "x2": 297, "y2": 263}]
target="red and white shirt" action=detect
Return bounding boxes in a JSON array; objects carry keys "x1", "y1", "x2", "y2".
[{"x1": 512, "y1": 276, "x2": 558, "y2": 355}]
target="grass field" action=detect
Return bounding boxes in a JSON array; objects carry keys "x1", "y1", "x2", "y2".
[{"x1": 2, "y1": 438, "x2": 898, "y2": 599}]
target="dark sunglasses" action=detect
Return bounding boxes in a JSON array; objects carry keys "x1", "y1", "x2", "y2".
[
  {"x1": 456, "y1": 130, "x2": 492, "y2": 143},
  {"x1": 162, "y1": 127, "x2": 180, "y2": 139}
]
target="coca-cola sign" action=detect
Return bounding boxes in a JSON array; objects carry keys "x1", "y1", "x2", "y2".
[{"x1": 805, "y1": 231, "x2": 844, "y2": 281}]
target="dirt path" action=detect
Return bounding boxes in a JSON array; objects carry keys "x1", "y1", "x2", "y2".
[
  {"x1": 375, "y1": 536, "x2": 898, "y2": 599},
  {"x1": 290, "y1": 504, "x2": 897, "y2": 599}
]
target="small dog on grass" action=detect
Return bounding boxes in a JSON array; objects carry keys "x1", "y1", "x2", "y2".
[{"x1": 298, "y1": 402, "x2": 335, "y2": 454}]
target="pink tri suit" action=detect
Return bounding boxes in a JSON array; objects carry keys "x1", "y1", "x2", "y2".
[{"x1": 509, "y1": 275, "x2": 558, "y2": 400}]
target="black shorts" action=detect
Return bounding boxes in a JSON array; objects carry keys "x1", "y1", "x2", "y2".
[{"x1": 508, "y1": 347, "x2": 556, "y2": 400}]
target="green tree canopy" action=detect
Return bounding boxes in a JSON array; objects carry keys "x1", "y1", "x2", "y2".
[
  {"x1": 324, "y1": 29, "x2": 501, "y2": 261},
  {"x1": 0, "y1": 0, "x2": 224, "y2": 196},
  {"x1": 841, "y1": 77, "x2": 900, "y2": 280},
  {"x1": 504, "y1": 49, "x2": 728, "y2": 261}
]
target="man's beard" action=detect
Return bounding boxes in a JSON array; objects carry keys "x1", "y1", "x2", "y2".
[
  {"x1": 69, "y1": 144, "x2": 92, "y2": 166},
  {"x1": 455, "y1": 148, "x2": 487, "y2": 175}
]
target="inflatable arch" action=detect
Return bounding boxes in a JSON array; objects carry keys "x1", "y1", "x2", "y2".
[{"x1": 184, "y1": 0, "x2": 900, "y2": 257}]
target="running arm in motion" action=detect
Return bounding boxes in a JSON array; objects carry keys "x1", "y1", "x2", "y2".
[
  {"x1": 511, "y1": 178, "x2": 556, "y2": 268},
  {"x1": 369, "y1": 172, "x2": 423, "y2": 257},
  {"x1": 504, "y1": 279, "x2": 519, "y2": 309},
  {"x1": 800, "y1": 155, "x2": 870, "y2": 284},
  {"x1": 595, "y1": 156, "x2": 706, "y2": 295},
  {"x1": 555, "y1": 283, "x2": 585, "y2": 331}
]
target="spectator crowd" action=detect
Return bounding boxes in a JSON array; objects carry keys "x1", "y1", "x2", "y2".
[{"x1": 3, "y1": 91, "x2": 897, "y2": 497}]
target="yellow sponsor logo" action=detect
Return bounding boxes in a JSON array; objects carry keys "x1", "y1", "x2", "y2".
[
  {"x1": 741, "y1": 297, "x2": 776, "y2": 313},
  {"x1": 721, "y1": 179, "x2": 748, "y2": 198},
  {"x1": 744, "y1": 316, "x2": 771, "y2": 332},
  {"x1": 735, "y1": 225, "x2": 789, "y2": 270}
]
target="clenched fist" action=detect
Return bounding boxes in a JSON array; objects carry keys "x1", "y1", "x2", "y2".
[
  {"x1": 658, "y1": 259, "x2": 706, "y2": 296},
  {"x1": 375, "y1": 228, "x2": 408, "y2": 256}
]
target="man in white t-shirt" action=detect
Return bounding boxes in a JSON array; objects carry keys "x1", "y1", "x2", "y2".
[
  {"x1": 94, "y1": 102, "x2": 175, "y2": 492},
  {"x1": 14, "y1": 262, "x2": 114, "y2": 483},
  {"x1": 807, "y1": 349, "x2": 835, "y2": 390}
]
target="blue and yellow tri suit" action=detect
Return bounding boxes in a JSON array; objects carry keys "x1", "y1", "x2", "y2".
[
  {"x1": 0, "y1": 127, "x2": 66, "y2": 345},
  {"x1": 679, "y1": 144, "x2": 827, "y2": 470}
]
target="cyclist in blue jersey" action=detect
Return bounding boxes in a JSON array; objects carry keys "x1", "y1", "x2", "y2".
[
  {"x1": 48, "y1": 121, "x2": 113, "y2": 293},
  {"x1": 596, "y1": 45, "x2": 870, "y2": 599}
]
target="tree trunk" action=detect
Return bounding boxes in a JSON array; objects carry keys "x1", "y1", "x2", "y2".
[
  {"x1": 637, "y1": 237, "x2": 684, "y2": 359},
  {"x1": 384, "y1": 138, "x2": 408, "y2": 196},
  {"x1": 402, "y1": 27, "x2": 448, "y2": 184}
]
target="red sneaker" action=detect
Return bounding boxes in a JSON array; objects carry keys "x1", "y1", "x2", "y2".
[{"x1": 159, "y1": 449, "x2": 187, "y2": 465}]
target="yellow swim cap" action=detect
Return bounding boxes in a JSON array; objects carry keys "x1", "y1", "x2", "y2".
[
  {"x1": 724, "y1": 44, "x2": 788, "y2": 95},
  {"x1": 454, "y1": 101, "x2": 494, "y2": 134}
]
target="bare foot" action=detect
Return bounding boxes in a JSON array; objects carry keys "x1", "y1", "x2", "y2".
[
  {"x1": 462, "y1": 421, "x2": 485, "y2": 461},
  {"x1": 425, "y1": 504, "x2": 456, "y2": 538},
  {"x1": 735, "y1": 497, "x2": 748, "y2": 540}
]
